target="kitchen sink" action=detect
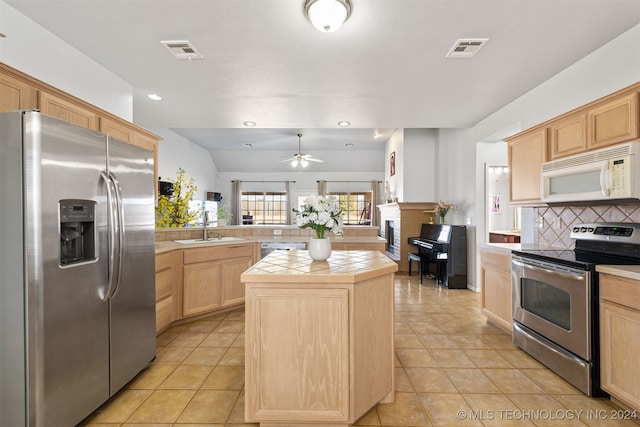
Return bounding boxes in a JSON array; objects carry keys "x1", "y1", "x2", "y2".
[{"x1": 174, "y1": 237, "x2": 247, "y2": 244}]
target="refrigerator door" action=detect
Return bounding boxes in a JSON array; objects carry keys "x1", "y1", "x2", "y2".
[
  {"x1": 106, "y1": 136, "x2": 156, "y2": 394},
  {"x1": 27, "y1": 112, "x2": 111, "y2": 426}
]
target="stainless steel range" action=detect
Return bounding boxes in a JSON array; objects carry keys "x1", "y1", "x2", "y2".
[{"x1": 511, "y1": 223, "x2": 640, "y2": 397}]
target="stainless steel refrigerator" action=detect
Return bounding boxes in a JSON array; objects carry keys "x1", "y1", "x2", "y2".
[{"x1": 0, "y1": 111, "x2": 156, "y2": 426}]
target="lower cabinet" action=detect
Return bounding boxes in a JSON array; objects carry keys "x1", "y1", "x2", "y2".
[
  {"x1": 599, "y1": 273, "x2": 640, "y2": 411},
  {"x1": 182, "y1": 244, "x2": 255, "y2": 319},
  {"x1": 480, "y1": 248, "x2": 513, "y2": 334},
  {"x1": 155, "y1": 251, "x2": 178, "y2": 333}
]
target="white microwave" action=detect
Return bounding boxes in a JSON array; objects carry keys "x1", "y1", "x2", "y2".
[{"x1": 541, "y1": 141, "x2": 640, "y2": 203}]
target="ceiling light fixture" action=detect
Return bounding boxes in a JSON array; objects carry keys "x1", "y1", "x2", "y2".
[
  {"x1": 280, "y1": 133, "x2": 324, "y2": 169},
  {"x1": 338, "y1": 120, "x2": 351, "y2": 127},
  {"x1": 147, "y1": 94, "x2": 162, "y2": 101},
  {"x1": 243, "y1": 121, "x2": 256, "y2": 127},
  {"x1": 303, "y1": 0, "x2": 352, "y2": 33}
]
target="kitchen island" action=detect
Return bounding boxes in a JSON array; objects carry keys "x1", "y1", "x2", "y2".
[{"x1": 241, "y1": 250, "x2": 398, "y2": 427}]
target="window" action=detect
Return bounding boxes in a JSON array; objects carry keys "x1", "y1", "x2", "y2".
[
  {"x1": 241, "y1": 192, "x2": 287, "y2": 225},
  {"x1": 330, "y1": 192, "x2": 372, "y2": 225}
]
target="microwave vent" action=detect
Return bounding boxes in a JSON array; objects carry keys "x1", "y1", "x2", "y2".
[{"x1": 543, "y1": 142, "x2": 638, "y2": 172}]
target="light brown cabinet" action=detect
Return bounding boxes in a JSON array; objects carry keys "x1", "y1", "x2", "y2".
[
  {"x1": 155, "y1": 251, "x2": 179, "y2": 333},
  {"x1": 243, "y1": 251, "x2": 396, "y2": 425},
  {"x1": 182, "y1": 244, "x2": 255, "y2": 319},
  {"x1": 588, "y1": 92, "x2": 639, "y2": 150},
  {"x1": 599, "y1": 273, "x2": 640, "y2": 412},
  {"x1": 39, "y1": 91, "x2": 100, "y2": 130},
  {"x1": 507, "y1": 127, "x2": 547, "y2": 204},
  {"x1": 0, "y1": 63, "x2": 160, "y2": 182},
  {"x1": 549, "y1": 112, "x2": 587, "y2": 160},
  {"x1": 0, "y1": 72, "x2": 37, "y2": 111},
  {"x1": 480, "y1": 248, "x2": 512, "y2": 334}
]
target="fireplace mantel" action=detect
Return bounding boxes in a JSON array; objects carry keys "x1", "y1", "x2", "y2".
[{"x1": 377, "y1": 202, "x2": 438, "y2": 271}]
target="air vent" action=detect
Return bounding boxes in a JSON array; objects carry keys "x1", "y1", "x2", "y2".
[
  {"x1": 446, "y1": 38, "x2": 488, "y2": 58},
  {"x1": 160, "y1": 40, "x2": 203, "y2": 60}
]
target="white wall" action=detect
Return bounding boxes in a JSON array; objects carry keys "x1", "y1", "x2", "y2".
[
  {"x1": 384, "y1": 129, "x2": 404, "y2": 201},
  {"x1": 153, "y1": 129, "x2": 218, "y2": 201},
  {"x1": 0, "y1": 1, "x2": 133, "y2": 121},
  {"x1": 404, "y1": 129, "x2": 436, "y2": 202}
]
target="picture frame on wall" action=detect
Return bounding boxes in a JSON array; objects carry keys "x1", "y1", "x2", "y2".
[{"x1": 390, "y1": 151, "x2": 396, "y2": 176}]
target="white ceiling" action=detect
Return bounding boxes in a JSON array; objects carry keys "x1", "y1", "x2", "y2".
[{"x1": 6, "y1": 0, "x2": 640, "y2": 172}]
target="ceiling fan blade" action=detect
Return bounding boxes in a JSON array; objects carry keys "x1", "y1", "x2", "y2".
[
  {"x1": 279, "y1": 157, "x2": 296, "y2": 163},
  {"x1": 306, "y1": 157, "x2": 324, "y2": 163}
]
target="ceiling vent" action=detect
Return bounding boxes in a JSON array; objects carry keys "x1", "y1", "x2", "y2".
[
  {"x1": 160, "y1": 40, "x2": 203, "y2": 60},
  {"x1": 446, "y1": 38, "x2": 488, "y2": 59}
]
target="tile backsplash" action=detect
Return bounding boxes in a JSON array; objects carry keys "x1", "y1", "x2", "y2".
[{"x1": 535, "y1": 204, "x2": 640, "y2": 248}]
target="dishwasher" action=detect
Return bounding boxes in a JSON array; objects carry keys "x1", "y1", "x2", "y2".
[{"x1": 260, "y1": 241, "x2": 306, "y2": 258}]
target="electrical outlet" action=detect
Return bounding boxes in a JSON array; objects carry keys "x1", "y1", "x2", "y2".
[
  {"x1": 535, "y1": 216, "x2": 544, "y2": 228},
  {"x1": 273, "y1": 229, "x2": 282, "y2": 236},
  {"x1": 553, "y1": 217, "x2": 562, "y2": 229}
]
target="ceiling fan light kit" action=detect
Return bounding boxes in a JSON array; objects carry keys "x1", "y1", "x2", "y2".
[
  {"x1": 280, "y1": 133, "x2": 324, "y2": 169},
  {"x1": 303, "y1": 0, "x2": 352, "y2": 33}
]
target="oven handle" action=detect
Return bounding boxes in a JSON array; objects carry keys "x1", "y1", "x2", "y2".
[{"x1": 512, "y1": 257, "x2": 585, "y2": 281}]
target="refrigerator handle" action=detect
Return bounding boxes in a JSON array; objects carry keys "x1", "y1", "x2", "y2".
[
  {"x1": 108, "y1": 172, "x2": 125, "y2": 299},
  {"x1": 100, "y1": 171, "x2": 120, "y2": 301}
]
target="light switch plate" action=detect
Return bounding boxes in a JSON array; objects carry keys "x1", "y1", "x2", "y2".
[{"x1": 273, "y1": 229, "x2": 282, "y2": 236}]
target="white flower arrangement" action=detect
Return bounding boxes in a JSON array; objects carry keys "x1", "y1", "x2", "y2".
[
  {"x1": 293, "y1": 194, "x2": 344, "y2": 239},
  {"x1": 436, "y1": 200, "x2": 454, "y2": 218}
]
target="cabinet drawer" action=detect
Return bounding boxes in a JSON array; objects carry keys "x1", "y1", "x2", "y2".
[
  {"x1": 601, "y1": 273, "x2": 640, "y2": 311},
  {"x1": 156, "y1": 267, "x2": 174, "y2": 301},
  {"x1": 156, "y1": 251, "x2": 175, "y2": 271},
  {"x1": 481, "y1": 250, "x2": 511, "y2": 271},
  {"x1": 183, "y1": 244, "x2": 254, "y2": 264},
  {"x1": 156, "y1": 296, "x2": 174, "y2": 333}
]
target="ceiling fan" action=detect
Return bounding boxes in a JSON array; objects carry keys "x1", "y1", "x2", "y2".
[{"x1": 279, "y1": 133, "x2": 324, "y2": 168}]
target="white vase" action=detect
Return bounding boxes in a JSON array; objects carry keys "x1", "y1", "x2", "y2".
[{"x1": 308, "y1": 237, "x2": 331, "y2": 261}]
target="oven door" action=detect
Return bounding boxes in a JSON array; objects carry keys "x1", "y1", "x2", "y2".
[{"x1": 512, "y1": 255, "x2": 591, "y2": 360}]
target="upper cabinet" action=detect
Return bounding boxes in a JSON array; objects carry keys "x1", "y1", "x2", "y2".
[
  {"x1": 39, "y1": 91, "x2": 100, "y2": 130},
  {"x1": 0, "y1": 72, "x2": 38, "y2": 111},
  {"x1": 0, "y1": 63, "x2": 161, "y2": 181},
  {"x1": 549, "y1": 112, "x2": 587, "y2": 160},
  {"x1": 507, "y1": 127, "x2": 547, "y2": 204},
  {"x1": 508, "y1": 82, "x2": 640, "y2": 204},
  {"x1": 587, "y1": 92, "x2": 639, "y2": 150}
]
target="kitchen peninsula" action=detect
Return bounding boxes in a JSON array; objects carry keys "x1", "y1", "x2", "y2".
[{"x1": 241, "y1": 250, "x2": 398, "y2": 427}]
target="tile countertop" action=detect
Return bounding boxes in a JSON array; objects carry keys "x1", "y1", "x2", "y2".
[
  {"x1": 596, "y1": 265, "x2": 640, "y2": 281},
  {"x1": 241, "y1": 250, "x2": 398, "y2": 284},
  {"x1": 155, "y1": 235, "x2": 386, "y2": 254}
]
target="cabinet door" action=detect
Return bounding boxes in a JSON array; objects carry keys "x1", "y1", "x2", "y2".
[
  {"x1": 183, "y1": 261, "x2": 222, "y2": 317},
  {"x1": 0, "y1": 73, "x2": 38, "y2": 112},
  {"x1": 100, "y1": 117, "x2": 134, "y2": 143},
  {"x1": 600, "y1": 300, "x2": 640, "y2": 411},
  {"x1": 588, "y1": 92, "x2": 639, "y2": 149},
  {"x1": 155, "y1": 252, "x2": 177, "y2": 332},
  {"x1": 39, "y1": 91, "x2": 100, "y2": 130},
  {"x1": 480, "y1": 250, "x2": 512, "y2": 334},
  {"x1": 507, "y1": 128, "x2": 547, "y2": 204},
  {"x1": 221, "y1": 256, "x2": 253, "y2": 307},
  {"x1": 549, "y1": 112, "x2": 587, "y2": 159}
]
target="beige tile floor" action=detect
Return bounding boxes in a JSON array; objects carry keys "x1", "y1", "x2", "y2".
[{"x1": 83, "y1": 274, "x2": 639, "y2": 427}]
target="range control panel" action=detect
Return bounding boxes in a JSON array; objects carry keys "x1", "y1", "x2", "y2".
[{"x1": 570, "y1": 222, "x2": 640, "y2": 243}]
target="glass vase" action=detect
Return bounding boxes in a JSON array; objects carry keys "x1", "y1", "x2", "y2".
[{"x1": 439, "y1": 214, "x2": 446, "y2": 224}]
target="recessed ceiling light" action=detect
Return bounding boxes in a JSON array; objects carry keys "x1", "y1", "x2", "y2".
[
  {"x1": 345, "y1": 143, "x2": 354, "y2": 148},
  {"x1": 243, "y1": 121, "x2": 256, "y2": 127},
  {"x1": 338, "y1": 121, "x2": 350, "y2": 127},
  {"x1": 243, "y1": 143, "x2": 254, "y2": 148},
  {"x1": 147, "y1": 94, "x2": 162, "y2": 101}
]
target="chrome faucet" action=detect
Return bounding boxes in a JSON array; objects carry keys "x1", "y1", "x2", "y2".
[{"x1": 203, "y1": 211, "x2": 209, "y2": 240}]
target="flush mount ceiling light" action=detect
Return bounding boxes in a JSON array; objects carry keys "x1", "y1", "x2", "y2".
[
  {"x1": 337, "y1": 120, "x2": 351, "y2": 127},
  {"x1": 279, "y1": 133, "x2": 324, "y2": 169},
  {"x1": 147, "y1": 94, "x2": 162, "y2": 101},
  {"x1": 243, "y1": 121, "x2": 256, "y2": 127},
  {"x1": 303, "y1": 0, "x2": 352, "y2": 33}
]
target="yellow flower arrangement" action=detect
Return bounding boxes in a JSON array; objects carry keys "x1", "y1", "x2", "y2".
[{"x1": 156, "y1": 168, "x2": 201, "y2": 227}]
